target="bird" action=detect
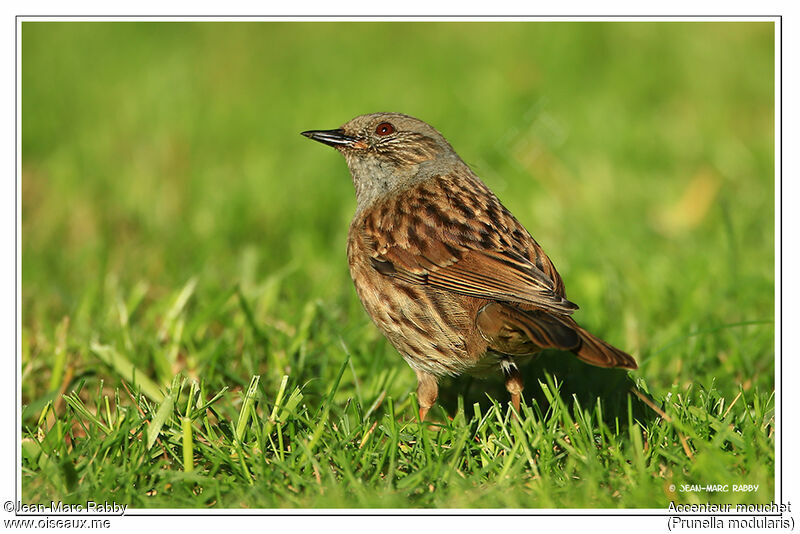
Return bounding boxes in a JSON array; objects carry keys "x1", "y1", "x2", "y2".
[{"x1": 301, "y1": 112, "x2": 637, "y2": 421}]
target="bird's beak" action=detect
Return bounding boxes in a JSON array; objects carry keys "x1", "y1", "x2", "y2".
[{"x1": 301, "y1": 128, "x2": 358, "y2": 148}]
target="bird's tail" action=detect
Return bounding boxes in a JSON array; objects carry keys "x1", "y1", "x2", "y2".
[
  {"x1": 478, "y1": 303, "x2": 638, "y2": 370},
  {"x1": 569, "y1": 321, "x2": 638, "y2": 370}
]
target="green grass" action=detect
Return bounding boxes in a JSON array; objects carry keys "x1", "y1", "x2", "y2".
[{"x1": 21, "y1": 21, "x2": 775, "y2": 508}]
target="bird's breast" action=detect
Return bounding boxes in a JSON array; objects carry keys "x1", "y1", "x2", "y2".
[{"x1": 346, "y1": 225, "x2": 489, "y2": 377}]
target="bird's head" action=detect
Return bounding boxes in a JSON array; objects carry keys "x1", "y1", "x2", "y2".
[{"x1": 302, "y1": 113, "x2": 460, "y2": 209}]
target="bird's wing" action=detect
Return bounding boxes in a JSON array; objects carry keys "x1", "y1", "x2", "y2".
[
  {"x1": 371, "y1": 240, "x2": 577, "y2": 315},
  {"x1": 476, "y1": 302, "x2": 581, "y2": 354},
  {"x1": 359, "y1": 173, "x2": 577, "y2": 315}
]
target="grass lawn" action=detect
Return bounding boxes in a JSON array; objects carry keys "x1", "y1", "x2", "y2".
[{"x1": 20, "y1": 21, "x2": 775, "y2": 508}]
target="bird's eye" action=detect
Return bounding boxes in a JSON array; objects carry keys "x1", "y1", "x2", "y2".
[{"x1": 375, "y1": 122, "x2": 395, "y2": 136}]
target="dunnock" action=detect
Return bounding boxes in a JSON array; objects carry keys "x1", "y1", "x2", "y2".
[{"x1": 302, "y1": 113, "x2": 637, "y2": 421}]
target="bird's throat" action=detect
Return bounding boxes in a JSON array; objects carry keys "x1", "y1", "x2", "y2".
[{"x1": 346, "y1": 156, "x2": 420, "y2": 214}]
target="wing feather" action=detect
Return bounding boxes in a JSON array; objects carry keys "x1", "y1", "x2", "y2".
[{"x1": 357, "y1": 172, "x2": 578, "y2": 315}]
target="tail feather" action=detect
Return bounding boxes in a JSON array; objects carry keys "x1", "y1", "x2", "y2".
[
  {"x1": 571, "y1": 322, "x2": 638, "y2": 370},
  {"x1": 477, "y1": 302, "x2": 579, "y2": 355},
  {"x1": 477, "y1": 302, "x2": 638, "y2": 370}
]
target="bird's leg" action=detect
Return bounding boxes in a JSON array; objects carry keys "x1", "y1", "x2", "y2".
[
  {"x1": 502, "y1": 361, "x2": 524, "y2": 416},
  {"x1": 415, "y1": 370, "x2": 438, "y2": 422}
]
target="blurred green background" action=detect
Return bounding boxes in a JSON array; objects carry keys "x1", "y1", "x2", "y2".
[
  {"x1": 21, "y1": 21, "x2": 775, "y2": 507},
  {"x1": 23, "y1": 20, "x2": 774, "y2": 382}
]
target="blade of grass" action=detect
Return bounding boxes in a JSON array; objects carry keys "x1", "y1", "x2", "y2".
[{"x1": 90, "y1": 341, "x2": 164, "y2": 403}]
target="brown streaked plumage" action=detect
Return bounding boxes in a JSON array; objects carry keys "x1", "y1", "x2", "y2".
[{"x1": 302, "y1": 113, "x2": 637, "y2": 421}]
